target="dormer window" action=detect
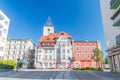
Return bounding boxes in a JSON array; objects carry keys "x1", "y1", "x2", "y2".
[{"x1": 61, "y1": 33, "x2": 64, "y2": 35}]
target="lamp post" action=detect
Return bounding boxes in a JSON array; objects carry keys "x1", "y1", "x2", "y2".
[{"x1": 16, "y1": 58, "x2": 20, "y2": 72}]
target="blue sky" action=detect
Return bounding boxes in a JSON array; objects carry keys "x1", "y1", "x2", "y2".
[{"x1": 0, "y1": 0, "x2": 107, "y2": 57}]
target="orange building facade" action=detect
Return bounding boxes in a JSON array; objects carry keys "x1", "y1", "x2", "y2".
[{"x1": 73, "y1": 41, "x2": 103, "y2": 68}]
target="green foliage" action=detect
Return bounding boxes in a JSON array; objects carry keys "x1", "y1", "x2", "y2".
[
  {"x1": 0, "y1": 60, "x2": 17, "y2": 69},
  {"x1": 93, "y1": 48, "x2": 103, "y2": 68},
  {"x1": 73, "y1": 68, "x2": 81, "y2": 70},
  {"x1": 97, "y1": 67, "x2": 103, "y2": 71},
  {"x1": 93, "y1": 48, "x2": 103, "y2": 62},
  {"x1": 72, "y1": 56, "x2": 75, "y2": 61},
  {"x1": 103, "y1": 58, "x2": 108, "y2": 64},
  {"x1": 73, "y1": 67, "x2": 103, "y2": 71}
]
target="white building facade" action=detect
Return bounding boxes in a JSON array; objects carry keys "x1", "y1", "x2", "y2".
[
  {"x1": 100, "y1": 0, "x2": 120, "y2": 72},
  {"x1": 55, "y1": 35, "x2": 73, "y2": 69},
  {"x1": 4, "y1": 39, "x2": 36, "y2": 68},
  {"x1": 0, "y1": 10, "x2": 10, "y2": 59},
  {"x1": 35, "y1": 35, "x2": 73, "y2": 69},
  {"x1": 35, "y1": 17, "x2": 73, "y2": 69}
]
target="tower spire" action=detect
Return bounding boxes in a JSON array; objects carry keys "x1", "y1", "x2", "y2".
[{"x1": 45, "y1": 16, "x2": 53, "y2": 27}]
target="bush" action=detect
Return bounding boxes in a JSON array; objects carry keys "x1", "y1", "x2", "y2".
[
  {"x1": 97, "y1": 68, "x2": 103, "y2": 71},
  {"x1": 73, "y1": 68, "x2": 81, "y2": 70},
  {"x1": 0, "y1": 60, "x2": 17, "y2": 69},
  {"x1": 73, "y1": 67, "x2": 103, "y2": 71}
]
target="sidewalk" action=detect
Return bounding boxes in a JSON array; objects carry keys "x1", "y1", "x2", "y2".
[
  {"x1": 0, "y1": 70, "x2": 16, "y2": 77},
  {"x1": 87, "y1": 71, "x2": 113, "y2": 80},
  {"x1": 22, "y1": 69, "x2": 72, "y2": 71},
  {"x1": 0, "y1": 69, "x2": 14, "y2": 72}
]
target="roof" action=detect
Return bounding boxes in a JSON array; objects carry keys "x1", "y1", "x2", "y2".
[
  {"x1": 74, "y1": 41, "x2": 99, "y2": 43},
  {"x1": 45, "y1": 16, "x2": 53, "y2": 27},
  {"x1": 39, "y1": 31, "x2": 71, "y2": 43}
]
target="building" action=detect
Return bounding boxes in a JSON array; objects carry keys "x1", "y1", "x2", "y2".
[
  {"x1": 73, "y1": 41, "x2": 102, "y2": 68},
  {"x1": 100, "y1": 0, "x2": 120, "y2": 72},
  {"x1": 4, "y1": 39, "x2": 36, "y2": 68},
  {"x1": 35, "y1": 17, "x2": 73, "y2": 69},
  {"x1": 0, "y1": 10, "x2": 10, "y2": 59},
  {"x1": 43, "y1": 16, "x2": 54, "y2": 36}
]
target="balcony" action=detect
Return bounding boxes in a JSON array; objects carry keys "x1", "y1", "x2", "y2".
[
  {"x1": 110, "y1": 0, "x2": 120, "y2": 9},
  {"x1": 0, "y1": 20, "x2": 8, "y2": 28},
  {"x1": 112, "y1": 9, "x2": 120, "y2": 26},
  {"x1": 116, "y1": 34, "x2": 120, "y2": 45}
]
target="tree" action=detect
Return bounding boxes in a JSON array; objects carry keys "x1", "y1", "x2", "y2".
[
  {"x1": 93, "y1": 48, "x2": 103, "y2": 68},
  {"x1": 103, "y1": 57, "x2": 108, "y2": 64}
]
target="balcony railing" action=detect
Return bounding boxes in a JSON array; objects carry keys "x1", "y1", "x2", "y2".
[
  {"x1": 110, "y1": 0, "x2": 120, "y2": 9},
  {"x1": 116, "y1": 34, "x2": 120, "y2": 45},
  {"x1": 111, "y1": 8, "x2": 120, "y2": 20},
  {"x1": 112, "y1": 10, "x2": 120, "y2": 26}
]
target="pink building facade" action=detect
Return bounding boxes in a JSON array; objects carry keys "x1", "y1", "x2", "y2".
[{"x1": 73, "y1": 41, "x2": 103, "y2": 68}]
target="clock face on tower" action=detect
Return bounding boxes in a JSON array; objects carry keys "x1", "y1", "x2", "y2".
[
  {"x1": 48, "y1": 28, "x2": 50, "y2": 33},
  {"x1": 43, "y1": 17, "x2": 54, "y2": 35}
]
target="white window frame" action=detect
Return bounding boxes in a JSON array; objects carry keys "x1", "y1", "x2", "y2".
[
  {"x1": 76, "y1": 54, "x2": 80, "y2": 59},
  {"x1": 82, "y1": 53, "x2": 84, "y2": 59},
  {"x1": 76, "y1": 46, "x2": 80, "y2": 51},
  {"x1": 86, "y1": 46, "x2": 90, "y2": 51},
  {"x1": 81, "y1": 46, "x2": 84, "y2": 51}
]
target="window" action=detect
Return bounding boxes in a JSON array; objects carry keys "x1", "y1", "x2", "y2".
[
  {"x1": 19, "y1": 51, "x2": 21, "y2": 55},
  {"x1": 92, "y1": 46, "x2": 95, "y2": 51},
  {"x1": 92, "y1": 62, "x2": 96, "y2": 68},
  {"x1": 14, "y1": 46, "x2": 16, "y2": 49},
  {"x1": 57, "y1": 43, "x2": 60, "y2": 46},
  {"x1": 67, "y1": 49, "x2": 70, "y2": 53},
  {"x1": 45, "y1": 55, "x2": 47, "y2": 59},
  {"x1": 13, "y1": 56, "x2": 15, "y2": 60},
  {"x1": 62, "y1": 49, "x2": 65, "y2": 53},
  {"x1": 9, "y1": 46, "x2": 11, "y2": 49},
  {"x1": 8, "y1": 51, "x2": 10, "y2": 55},
  {"x1": 47, "y1": 38, "x2": 50, "y2": 40},
  {"x1": 20, "y1": 45, "x2": 22, "y2": 49},
  {"x1": 0, "y1": 31, "x2": 2, "y2": 37},
  {"x1": 49, "y1": 55, "x2": 52, "y2": 59},
  {"x1": 3, "y1": 29, "x2": 7, "y2": 34},
  {"x1": 82, "y1": 53, "x2": 84, "y2": 59},
  {"x1": 48, "y1": 28, "x2": 50, "y2": 33},
  {"x1": 76, "y1": 54, "x2": 80, "y2": 59},
  {"x1": 5, "y1": 20, "x2": 8, "y2": 25},
  {"x1": 13, "y1": 51, "x2": 15, "y2": 55},
  {"x1": 45, "y1": 50, "x2": 47, "y2": 53},
  {"x1": 50, "y1": 50, "x2": 52, "y2": 53},
  {"x1": 48, "y1": 28, "x2": 50, "y2": 31},
  {"x1": 39, "y1": 55, "x2": 41, "y2": 60},
  {"x1": 62, "y1": 55, "x2": 65, "y2": 60},
  {"x1": 39, "y1": 50, "x2": 42, "y2": 53},
  {"x1": 24, "y1": 45, "x2": 26, "y2": 49},
  {"x1": 0, "y1": 47, "x2": 3, "y2": 51},
  {"x1": 86, "y1": 62, "x2": 88, "y2": 67},
  {"x1": 81, "y1": 46, "x2": 84, "y2": 51},
  {"x1": 63, "y1": 43, "x2": 65, "y2": 46},
  {"x1": 76, "y1": 46, "x2": 80, "y2": 51},
  {"x1": 86, "y1": 46, "x2": 90, "y2": 51},
  {"x1": 57, "y1": 48, "x2": 60, "y2": 53},
  {"x1": 25, "y1": 41, "x2": 27, "y2": 43},
  {"x1": 87, "y1": 54, "x2": 90, "y2": 59}
]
